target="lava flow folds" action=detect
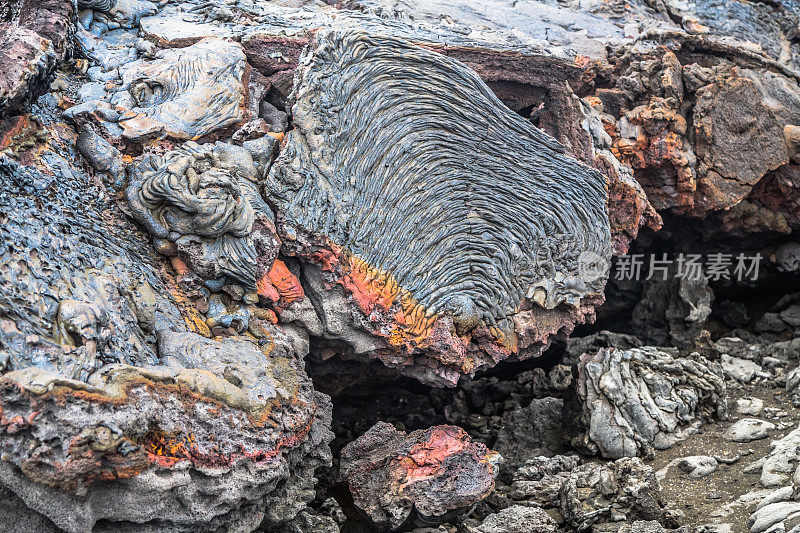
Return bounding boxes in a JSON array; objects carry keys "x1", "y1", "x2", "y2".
[{"x1": 266, "y1": 30, "x2": 612, "y2": 386}]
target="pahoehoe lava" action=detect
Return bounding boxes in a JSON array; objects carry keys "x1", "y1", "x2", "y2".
[
  {"x1": 5, "y1": 0, "x2": 800, "y2": 530},
  {"x1": 267, "y1": 30, "x2": 612, "y2": 332}
]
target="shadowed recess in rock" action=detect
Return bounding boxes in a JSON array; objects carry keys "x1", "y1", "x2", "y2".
[{"x1": 269, "y1": 31, "x2": 610, "y2": 328}]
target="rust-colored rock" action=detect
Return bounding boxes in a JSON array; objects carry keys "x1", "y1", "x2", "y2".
[
  {"x1": 242, "y1": 33, "x2": 310, "y2": 76},
  {"x1": 599, "y1": 42, "x2": 800, "y2": 221},
  {"x1": 693, "y1": 73, "x2": 791, "y2": 213},
  {"x1": 611, "y1": 97, "x2": 696, "y2": 212},
  {"x1": 340, "y1": 422, "x2": 501, "y2": 531},
  {"x1": 751, "y1": 164, "x2": 800, "y2": 231}
]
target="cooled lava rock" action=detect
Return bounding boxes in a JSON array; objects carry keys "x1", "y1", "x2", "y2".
[
  {"x1": 0, "y1": 358, "x2": 332, "y2": 533},
  {"x1": 63, "y1": 37, "x2": 250, "y2": 143},
  {"x1": 559, "y1": 457, "x2": 667, "y2": 530},
  {"x1": 631, "y1": 268, "x2": 714, "y2": 349},
  {"x1": 78, "y1": 0, "x2": 157, "y2": 31},
  {"x1": 0, "y1": 0, "x2": 76, "y2": 118},
  {"x1": 115, "y1": 38, "x2": 248, "y2": 141},
  {"x1": 564, "y1": 347, "x2": 728, "y2": 459},
  {"x1": 339, "y1": 422, "x2": 502, "y2": 531},
  {"x1": 125, "y1": 140, "x2": 281, "y2": 288},
  {"x1": 267, "y1": 29, "x2": 612, "y2": 386},
  {"x1": 475, "y1": 505, "x2": 558, "y2": 533},
  {"x1": 508, "y1": 454, "x2": 582, "y2": 506},
  {"x1": 4, "y1": 0, "x2": 800, "y2": 530},
  {"x1": 0, "y1": 141, "x2": 332, "y2": 532},
  {"x1": 491, "y1": 397, "x2": 564, "y2": 475}
]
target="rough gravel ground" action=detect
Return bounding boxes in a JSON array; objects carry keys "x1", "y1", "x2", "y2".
[{"x1": 655, "y1": 384, "x2": 799, "y2": 532}]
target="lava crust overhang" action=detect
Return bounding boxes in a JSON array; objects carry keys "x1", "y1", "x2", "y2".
[{"x1": 266, "y1": 30, "x2": 612, "y2": 386}]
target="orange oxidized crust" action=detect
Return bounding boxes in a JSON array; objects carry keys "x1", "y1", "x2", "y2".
[
  {"x1": 291, "y1": 239, "x2": 545, "y2": 376},
  {"x1": 307, "y1": 243, "x2": 483, "y2": 359},
  {"x1": 400, "y1": 426, "x2": 470, "y2": 482},
  {"x1": 267, "y1": 259, "x2": 304, "y2": 307},
  {"x1": 142, "y1": 415, "x2": 315, "y2": 469},
  {"x1": 264, "y1": 32, "x2": 611, "y2": 386},
  {"x1": 257, "y1": 259, "x2": 304, "y2": 306},
  {"x1": 162, "y1": 265, "x2": 212, "y2": 337},
  {"x1": 341, "y1": 254, "x2": 436, "y2": 344}
]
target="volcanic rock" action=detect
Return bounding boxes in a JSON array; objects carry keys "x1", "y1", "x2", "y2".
[
  {"x1": 140, "y1": 13, "x2": 234, "y2": 47},
  {"x1": 5, "y1": 0, "x2": 800, "y2": 531},
  {"x1": 564, "y1": 330, "x2": 643, "y2": 365},
  {"x1": 78, "y1": 0, "x2": 157, "y2": 31},
  {"x1": 508, "y1": 454, "x2": 581, "y2": 505},
  {"x1": 266, "y1": 29, "x2": 612, "y2": 386},
  {"x1": 259, "y1": 101, "x2": 288, "y2": 133},
  {"x1": 753, "y1": 166, "x2": 800, "y2": 233},
  {"x1": 0, "y1": 154, "x2": 176, "y2": 375},
  {"x1": 631, "y1": 269, "x2": 714, "y2": 348},
  {"x1": 0, "y1": 486, "x2": 59, "y2": 531},
  {"x1": 715, "y1": 336, "x2": 800, "y2": 364},
  {"x1": 0, "y1": 352, "x2": 333, "y2": 532},
  {"x1": 559, "y1": 457, "x2": 666, "y2": 530},
  {"x1": 0, "y1": 127, "x2": 331, "y2": 531},
  {"x1": 748, "y1": 499, "x2": 800, "y2": 533},
  {"x1": 492, "y1": 397, "x2": 563, "y2": 475},
  {"x1": 270, "y1": 509, "x2": 340, "y2": 533},
  {"x1": 786, "y1": 367, "x2": 800, "y2": 406},
  {"x1": 758, "y1": 423, "x2": 800, "y2": 487},
  {"x1": 678, "y1": 456, "x2": 719, "y2": 478},
  {"x1": 0, "y1": 0, "x2": 76, "y2": 118},
  {"x1": 339, "y1": 422, "x2": 501, "y2": 531},
  {"x1": 721, "y1": 355, "x2": 763, "y2": 384},
  {"x1": 475, "y1": 505, "x2": 557, "y2": 533},
  {"x1": 622, "y1": 522, "x2": 685, "y2": 533},
  {"x1": 564, "y1": 347, "x2": 727, "y2": 458},
  {"x1": 435, "y1": 365, "x2": 571, "y2": 448},
  {"x1": 74, "y1": 26, "x2": 140, "y2": 73},
  {"x1": 125, "y1": 140, "x2": 281, "y2": 288},
  {"x1": 578, "y1": 96, "x2": 663, "y2": 254},
  {"x1": 503, "y1": 454, "x2": 673, "y2": 530},
  {"x1": 97, "y1": 0, "x2": 800, "y2": 229},
  {"x1": 76, "y1": 124, "x2": 123, "y2": 186},
  {"x1": 744, "y1": 482, "x2": 800, "y2": 533},
  {"x1": 691, "y1": 70, "x2": 799, "y2": 213},
  {"x1": 737, "y1": 397, "x2": 766, "y2": 416},
  {"x1": 113, "y1": 38, "x2": 248, "y2": 140}
]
